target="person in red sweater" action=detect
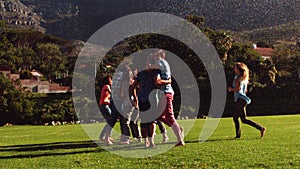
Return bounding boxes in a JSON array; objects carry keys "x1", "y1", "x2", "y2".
[{"x1": 99, "y1": 76, "x2": 118, "y2": 145}]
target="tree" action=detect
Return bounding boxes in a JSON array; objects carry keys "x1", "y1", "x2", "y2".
[
  {"x1": 210, "y1": 31, "x2": 233, "y2": 62},
  {"x1": 0, "y1": 74, "x2": 10, "y2": 123},
  {"x1": 0, "y1": 34, "x2": 21, "y2": 72},
  {"x1": 0, "y1": 20, "x2": 7, "y2": 33},
  {"x1": 16, "y1": 47, "x2": 36, "y2": 70},
  {"x1": 226, "y1": 42, "x2": 277, "y2": 86},
  {"x1": 185, "y1": 15, "x2": 205, "y2": 30},
  {"x1": 0, "y1": 73, "x2": 34, "y2": 125},
  {"x1": 20, "y1": 70, "x2": 32, "y2": 79},
  {"x1": 35, "y1": 43, "x2": 66, "y2": 80},
  {"x1": 273, "y1": 45, "x2": 300, "y2": 84},
  {"x1": 257, "y1": 41, "x2": 273, "y2": 48}
]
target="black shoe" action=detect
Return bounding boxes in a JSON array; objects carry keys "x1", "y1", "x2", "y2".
[
  {"x1": 260, "y1": 127, "x2": 266, "y2": 138},
  {"x1": 235, "y1": 130, "x2": 241, "y2": 138}
]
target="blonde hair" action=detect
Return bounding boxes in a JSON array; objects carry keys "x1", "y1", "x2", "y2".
[{"x1": 235, "y1": 62, "x2": 249, "y2": 82}]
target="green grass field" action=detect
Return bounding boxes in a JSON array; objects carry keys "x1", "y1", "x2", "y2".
[{"x1": 0, "y1": 115, "x2": 299, "y2": 169}]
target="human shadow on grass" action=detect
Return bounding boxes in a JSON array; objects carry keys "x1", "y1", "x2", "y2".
[
  {"x1": 0, "y1": 149, "x2": 104, "y2": 159},
  {"x1": 0, "y1": 140, "x2": 105, "y2": 159},
  {"x1": 184, "y1": 137, "x2": 258, "y2": 144},
  {"x1": 0, "y1": 140, "x2": 99, "y2": 152},
  {"x1": 0, "y1": 140, "x2": 178, "y2": 159},
  {"x1": 94, "y1": 140, "x2": 176, "y2": 151}
]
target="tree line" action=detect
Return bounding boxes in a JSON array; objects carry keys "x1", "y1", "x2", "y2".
[{"x1": 0, "y1": 16, "x2": 299, "y2": 126}]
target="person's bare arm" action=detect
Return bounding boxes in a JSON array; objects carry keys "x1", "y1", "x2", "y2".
[
  {"x1": 130, "y1": 80, "x2": 139, "y2": 109},
  {"x1": 228, "y1": 79, "x2": 241, "y2": 92},
  {"x1": 155, "y1": 75, "x2": 172, "y2": 85},
  {"x1": 103, "y1": 86, "x2": 111, "y2": 95}
]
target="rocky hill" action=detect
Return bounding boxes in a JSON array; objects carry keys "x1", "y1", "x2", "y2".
[
  {"x1": 1, "y1": 0, "x2": 300, "y2": 41},
  {"x1": 0, "y1": 0, "x2": 44, "y2": 32}
]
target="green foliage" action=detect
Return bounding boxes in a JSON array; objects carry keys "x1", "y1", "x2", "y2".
[
  {"x1": 0, "y1": 74, "x2": 34, "y2": 125},
  {"x1": 0, "y1": 20, "x2": 6, "y2": 28},
  {"x1": 20, "y1": 70, "x2": 32, "y2": 79},
  {"x1": 227, "y1": 43, "x2": 261, "y2": 63},
  {"x1": 16, "y1": 47, "x2": 36, "y2": 70},
  {"x1": 94, "y1": 15, "x2": 298, "y2": 117},
  {"x1": 0, "y1": 34, "x2": 20, "y2": 72},
  {"x1": 5, "y1": 29, "x2": 67, "y2": 48},
  {"x1": 225, "y1": 42, "x2": 278, "y2": 86},
  {"x1": 32, "y1": 93, "x2": 78, "y2": 124},
  {"x1": 0, "y1": 15, "x2": 299, "y2": 124},
  {"x1": 209, "y1": 30, "x2": 233, "y2": 61},
  {"x1": 232, "y1": 20, "x2": 300, "y2": 43},
  {"x1": 256, "y1": 41, "x2": 273, "y2": 48},
  {"x1": 185, "y1": 15, "x2": 205, "y2": 30},
  {"x1": 272, "y1": 45, "x2": 300, "y2": 84},
  {"x1": 0, "y1": 73, "x2": 77, "y2": 125},
  {"x1": 0, "y1": 29, "x2": 70, "y2": 80},
  {"x1": 0, "y1": 74, "x2": 10, "y2": 116},
  {"x1": 35, "y1": 43, "x2": 66, "y2": 79}
]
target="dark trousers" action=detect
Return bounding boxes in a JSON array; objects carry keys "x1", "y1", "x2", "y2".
[
  {"x1": 99, "y1": 103, "x2": 118, "y2": 138},
  {"x1": 130, "y1": 109, "x2": 141, "y2": 138},
  {"x1": 119, "y1": 106, "x2": 134, "y2": 139},
  {"x1": 141, "y1": 122, "x2": 154, "y2": 138},
  {"x1": 233, "y1": 99, "x2": 263, "y2": 137},
  {"x1": 156, "y1": 120, "x2": 166, "y2": 134}
]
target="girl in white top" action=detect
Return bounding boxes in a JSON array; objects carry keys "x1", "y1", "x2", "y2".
[{"x1": 228, "y1": 62, "x2": 266, "y2": 138}]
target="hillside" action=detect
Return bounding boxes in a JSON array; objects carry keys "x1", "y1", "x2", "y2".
[
  {"x1": 1, "y1": 0, "x2": 300, "y2": 40},
  {"x1": 0, "y1": 0, "x2": 44, "y2": 32},
  {"x1": 229, "y1": 20, "x2": 300, "y2": 44}
]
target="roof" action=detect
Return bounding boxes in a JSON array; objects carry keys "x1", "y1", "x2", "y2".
[
  {"x1": 20, "y1": 79, "x2": 39, "y2": 86},
  {"x1": 254, "y1": 47, "x2": 275, "y2": 57},
  {"x1": 31, "y1": 70, "x2": 43, "y2": 77},
  {"x1": 49, "y1": 84, "x2": 71, "y2": 93},
  {"x1": 9, "y1": 74, "x2": 20, "y2": 81}
]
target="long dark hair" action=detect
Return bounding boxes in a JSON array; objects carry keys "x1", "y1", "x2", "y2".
[{"x1": 102, "y1": 76, "x2": 111, "y2": 86}]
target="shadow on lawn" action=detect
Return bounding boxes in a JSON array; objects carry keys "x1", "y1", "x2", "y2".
[
  {"x1": 185, "y1": 137, "x2": 259, "y2": 144},
  {"x1": 0, "y1": 140, "x2": 176, "y2": 159},
  {"x1": 0, "y1": 140, "x2": 103, "y2": 159}
]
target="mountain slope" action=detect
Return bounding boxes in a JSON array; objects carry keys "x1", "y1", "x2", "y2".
[
  {"x1": 1, "y1": 0, "x2": 300, "y2": 40},
  {"x1": 229, "y1": 20, "x2": 300, "y2": 44},
  {"x1": 0, "y1": 0, "x2": 44, "y2": 32}
]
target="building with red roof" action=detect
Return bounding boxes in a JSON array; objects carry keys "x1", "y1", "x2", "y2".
[
  {"x1": 253, "y1": 44, "x2": 275, "y2": 60},
  {"x1": 1, "y1": 68, "x2": 70, "y2": 93}
]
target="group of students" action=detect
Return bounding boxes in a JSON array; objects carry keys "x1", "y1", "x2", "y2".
[
  {"x1": 98, "y1": 49, "x2": 184, "y2": 147},
  {"x1": 98, "y1": 49, "x2": 267, "y2": 148}
]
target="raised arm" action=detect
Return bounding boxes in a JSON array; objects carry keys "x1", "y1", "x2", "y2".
[{"x1": 155, "y1": 75, "x2": 172, "y2": 86}]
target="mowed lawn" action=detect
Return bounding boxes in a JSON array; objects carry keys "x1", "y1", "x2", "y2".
[{"x1": 0, "y1": 115, "x2": 299, "y2": 169}]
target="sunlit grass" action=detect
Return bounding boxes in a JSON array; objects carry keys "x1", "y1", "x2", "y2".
[{"x1": 0, "y1": 115, "x2": 299, "y2": 168}]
